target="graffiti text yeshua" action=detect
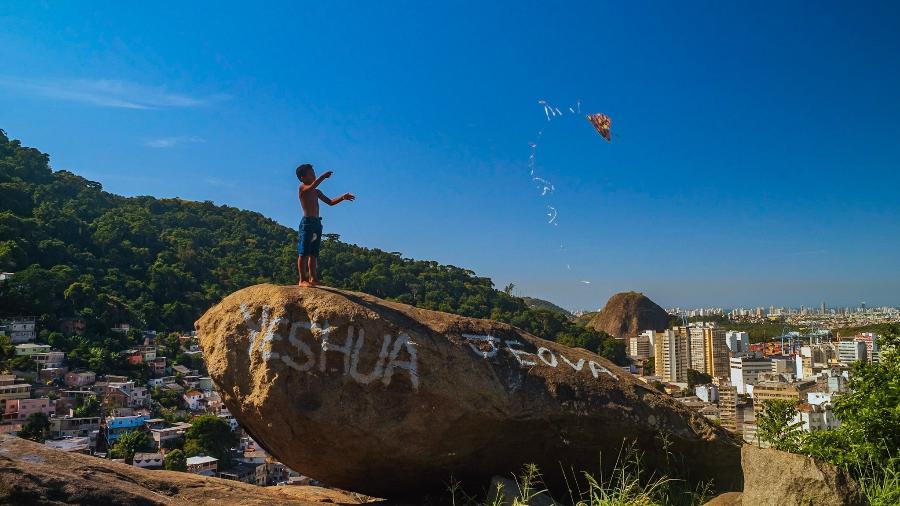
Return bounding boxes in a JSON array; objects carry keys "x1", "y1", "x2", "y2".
[{"x1": 241, "y1": 305, "x2": 618, "y2": 392}]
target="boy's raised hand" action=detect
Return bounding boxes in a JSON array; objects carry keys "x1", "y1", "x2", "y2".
[
  {"x1": 321, "y1": 171, "x2": 333, "y2": 179},
  {"x1": 340, "y1": 193, "x2": 356, "y2": 202}
]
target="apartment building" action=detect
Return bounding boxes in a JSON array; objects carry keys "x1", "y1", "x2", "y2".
[
  {"x1": 729, "y1": 356, "x2": 772, "y2": 394},
  {"x1": 655, "y1": 329, "x2": 690, "y2": 383}
]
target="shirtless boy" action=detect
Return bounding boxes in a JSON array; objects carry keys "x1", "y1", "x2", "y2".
[{"x1": 296, "y1": 163, "x2": 355, "y2": 286}]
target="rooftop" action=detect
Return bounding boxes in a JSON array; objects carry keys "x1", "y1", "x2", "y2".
[
  {"x1": 133, "y1": 452, "x2": 163, "y2": 460},
  {"x1": 186, "y1": 456, "x2": 218, "y2": 465}
]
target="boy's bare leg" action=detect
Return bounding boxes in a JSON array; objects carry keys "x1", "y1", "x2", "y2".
[
  {"x1": 299, "y1": 255, "x2": 312, "y2": 286},
  {"x1": 307, "y1": 256, "x2": 318, "y2": 286}
]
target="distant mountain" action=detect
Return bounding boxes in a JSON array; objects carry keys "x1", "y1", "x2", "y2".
[
  {"x1": 521, "y1": 296, "x2": 572, "y2": 318},
  {"x1": 587, "y1": 291, "x2": 670, "y2": 339}
]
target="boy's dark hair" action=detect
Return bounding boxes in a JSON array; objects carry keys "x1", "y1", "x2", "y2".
[{"x1": 296, "y1": 163, "x2": 313, "y2": 180}]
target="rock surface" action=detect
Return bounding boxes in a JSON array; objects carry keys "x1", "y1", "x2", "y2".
[
  {"x1": 0, "y1": 434, "x2": 372, "y2": 505},
  {"x1": 703, "y1": 492, "x2": 743, "y2": 505},
  {"x1": 587, "y1": 291, "x2": 671, "y2": 339},
  {"x1": 741, "y1": 445, "x2": 867, "y2": 506},
  {"x1": 196, "y1": 284, "x2": 742, "y2": 498}
]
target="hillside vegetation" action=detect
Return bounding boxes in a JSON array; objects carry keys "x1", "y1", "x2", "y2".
[{"x1": 0, "y1": 129, "x2": 621, "y2": 361}]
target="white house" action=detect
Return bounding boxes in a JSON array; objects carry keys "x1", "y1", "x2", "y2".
[
  {"x1": 186, "y1": 456, "x2": 218, "y2": 476},
  {"x1": 795, "y1": 403, "x2": 840, "y2": 432},
  {"x1": 132, "y1": 452, "x2": 164, "y2": 469},
  {"x1": 183, "y1": 390, "x2": 204, "y2": 411}
]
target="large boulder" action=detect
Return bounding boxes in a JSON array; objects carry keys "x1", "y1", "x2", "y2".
[
  {"x1": 587, "y1": 291, "x2": 670, "y2": 339},
  {"x1": 741, "y1": 445, "x2": 867, "y2": 506},
  {"x1": 0, "y1": 434, "x2": 370, "y2": 505},
  {"x1": 196, "y1": 284, "x2": 742, "y2": 498}
]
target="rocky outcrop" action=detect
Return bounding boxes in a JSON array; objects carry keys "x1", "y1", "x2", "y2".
[
  {"x1": 196, "y1": 284, "x2": 742, "y2": 499},
  {"x1": 0, "y1": 434, "x2": 372, "y2": 505},
  {"x1": 741, "y1": 445, "x2": 867, "y2": 506},
  {"x1": 587, "y1": 291, "x2": 670, "y2": 339}
]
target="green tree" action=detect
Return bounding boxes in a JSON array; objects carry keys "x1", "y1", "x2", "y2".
[
  {"x1": 686, "y1": 369, "x2": 713, "y2": 389},
  {"x1": 183, "y1": 415, "x2": 238, "y2": 465},
  {"x1": 756, "y1": 399, "x2": 803, "y2": 452},
  {"x1": 74, "y1": 394, "x2": 101, "y2": 418},
  {"x1": 9, "y1": 355, "x2": 36, "y2": 371},
  {"x1": 597, "y1": 337, "x2": 629, "y2": 366},
  {"x1": 0, "y1": 334, "x2": 13, "y2": 364},
  {"x1": 800, "y1": 329, "x2": 900, "y2": 467},
  {"x1": 19, "y1": 412, "x2": 50, "y2": 443},
  {"x1": 164, "y1": 448, "x2": 187, "y2": 471},
  {"x1": 108, "y1": 430, "x2": 153, "y2": 464}
]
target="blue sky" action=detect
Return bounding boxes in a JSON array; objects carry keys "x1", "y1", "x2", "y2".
[{"x1": 2, "y1": 1, "x2": 899, "y2": 311}]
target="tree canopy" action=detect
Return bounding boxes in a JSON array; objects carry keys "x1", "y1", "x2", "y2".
[
  {"x1": 183, "y1": 415, "x2": 238, "y2": 465},
  {"x1": 108, "y1": 430, "x2": 154, "y2": 464},
  {"x1": 164, "y1": 448, "x2": 187, "y2": 471}
]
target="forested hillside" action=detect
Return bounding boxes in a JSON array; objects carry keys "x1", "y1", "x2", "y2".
[{"x1": 0, "y1": 130, "x2": 620, "y2": 360}]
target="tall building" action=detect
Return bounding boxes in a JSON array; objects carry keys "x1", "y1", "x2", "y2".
[
  {"x1": 795, "y1": 344, "x2": 837, "y2": 380},
  {"x1": 729, "y1": 356, "x2": 772, "y2": 394},
  {"x1": 853, "y1": 333, "x2": 880, "y2": 363},
  {"x1": 770, "y1": 356, "x2": 797, "y2": 375},
  {"x1": 703, "y1": 328, "x2": 730, "y2": 379},
  {"x1": 725, "y1": 331, "x2": 748, "y2": 354},
  {"x1": 628, "y1": 333, "x2": 652, "y2": 359},
  {"x1": 689, "y1": 327, "x2": 706, "y2": 373},
  {"x1": 655, "y1": 329, "x2": 690, "y2": 383},
  {"x1": 718, "y1": 385, "x2": 743, "y2": 433},
  {"x1": 837, "y1": 340, "x2": 867, "y2": 364}
]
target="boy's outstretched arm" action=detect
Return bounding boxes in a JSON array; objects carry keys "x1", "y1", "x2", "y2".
[
  {"x1": 317, "y1": 190, "x2": 356, "y2": 206},
  {"x1": 300, "y1": 170, "x2": 333, "y2": 193}
]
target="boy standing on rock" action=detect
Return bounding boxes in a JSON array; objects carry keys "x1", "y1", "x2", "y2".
[{"x1": 296, "y1": 163, "x2": 355, "y2": 286}]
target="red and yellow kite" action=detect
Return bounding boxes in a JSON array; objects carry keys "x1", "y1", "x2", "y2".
[{"x1": 586, "y1": 113, "x2": 612, "y2": 142}]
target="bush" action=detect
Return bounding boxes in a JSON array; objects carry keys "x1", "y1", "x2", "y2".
[{"x1": 164, "y1": 449, "x2": 187, "y2": 471}]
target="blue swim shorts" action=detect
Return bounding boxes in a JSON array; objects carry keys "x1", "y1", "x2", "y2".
[{"x1": 298, "y1": 216, "x2": 323, "y2": 257}]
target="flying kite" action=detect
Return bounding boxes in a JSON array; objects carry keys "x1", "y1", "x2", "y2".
[{"x1": 586, "y1": 113, "x2": 612, "y2": 142}]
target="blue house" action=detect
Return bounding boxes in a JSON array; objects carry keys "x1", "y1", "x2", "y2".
[{"x1": 106, "y1": 415, "x2": 149, "y2": 443}]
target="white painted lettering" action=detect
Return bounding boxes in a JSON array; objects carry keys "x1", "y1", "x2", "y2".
[
  {"x1": 561, "y1": 355, "x2": 585, "y2": 371},
  {"x1": 462, "y1": 334, "x2": 500, "y2": 359},
  {"x1": 505, "y1": 340, "x2": 536, "y2": 366},
  {"x1": 349, "y1": 327, "x2": 391, "y2": 384},
  {"x1": 383, "y1": 334, "x2": 419, "y2": 390},
  {"x1": 589, "y1": 360, "x2": 619, "y2": 380},
  {"x1": 282, "y1": 321, "x2": 316, "y2": 372},
  {"x1": 242, "y1": 304, "x2": 283, "y2": 361},
  {"x1": 537, "y1": 347, "x2": 558, "y2": 367},
  {"x1": 317, "y1": 320, "x2": 353, "y2": 374}
]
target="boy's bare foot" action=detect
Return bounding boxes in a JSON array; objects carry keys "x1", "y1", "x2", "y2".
[
  {"x1": 299, "y1": 280, "x2": 312, "y2": 287},
  {"x1": 308, "y1": 279, "x2": 319, "y2": 287}
]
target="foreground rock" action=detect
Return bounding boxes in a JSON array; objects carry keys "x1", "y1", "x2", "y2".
[
  {"x1": 703, "y1": 491, "x2": 742, "y2": 505},
  {"x1": 0, "y1": 434, "x2": 371, "y2": 505},
  {"x1": 196, "y1": 284, "x2": 742, "y2": 498},
  {"x1": 587, "y1": 291, "x2": 670, "y2": 339},
  {"x1": 741, "y1": 445, "x2": 867, "y2": 506}
]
